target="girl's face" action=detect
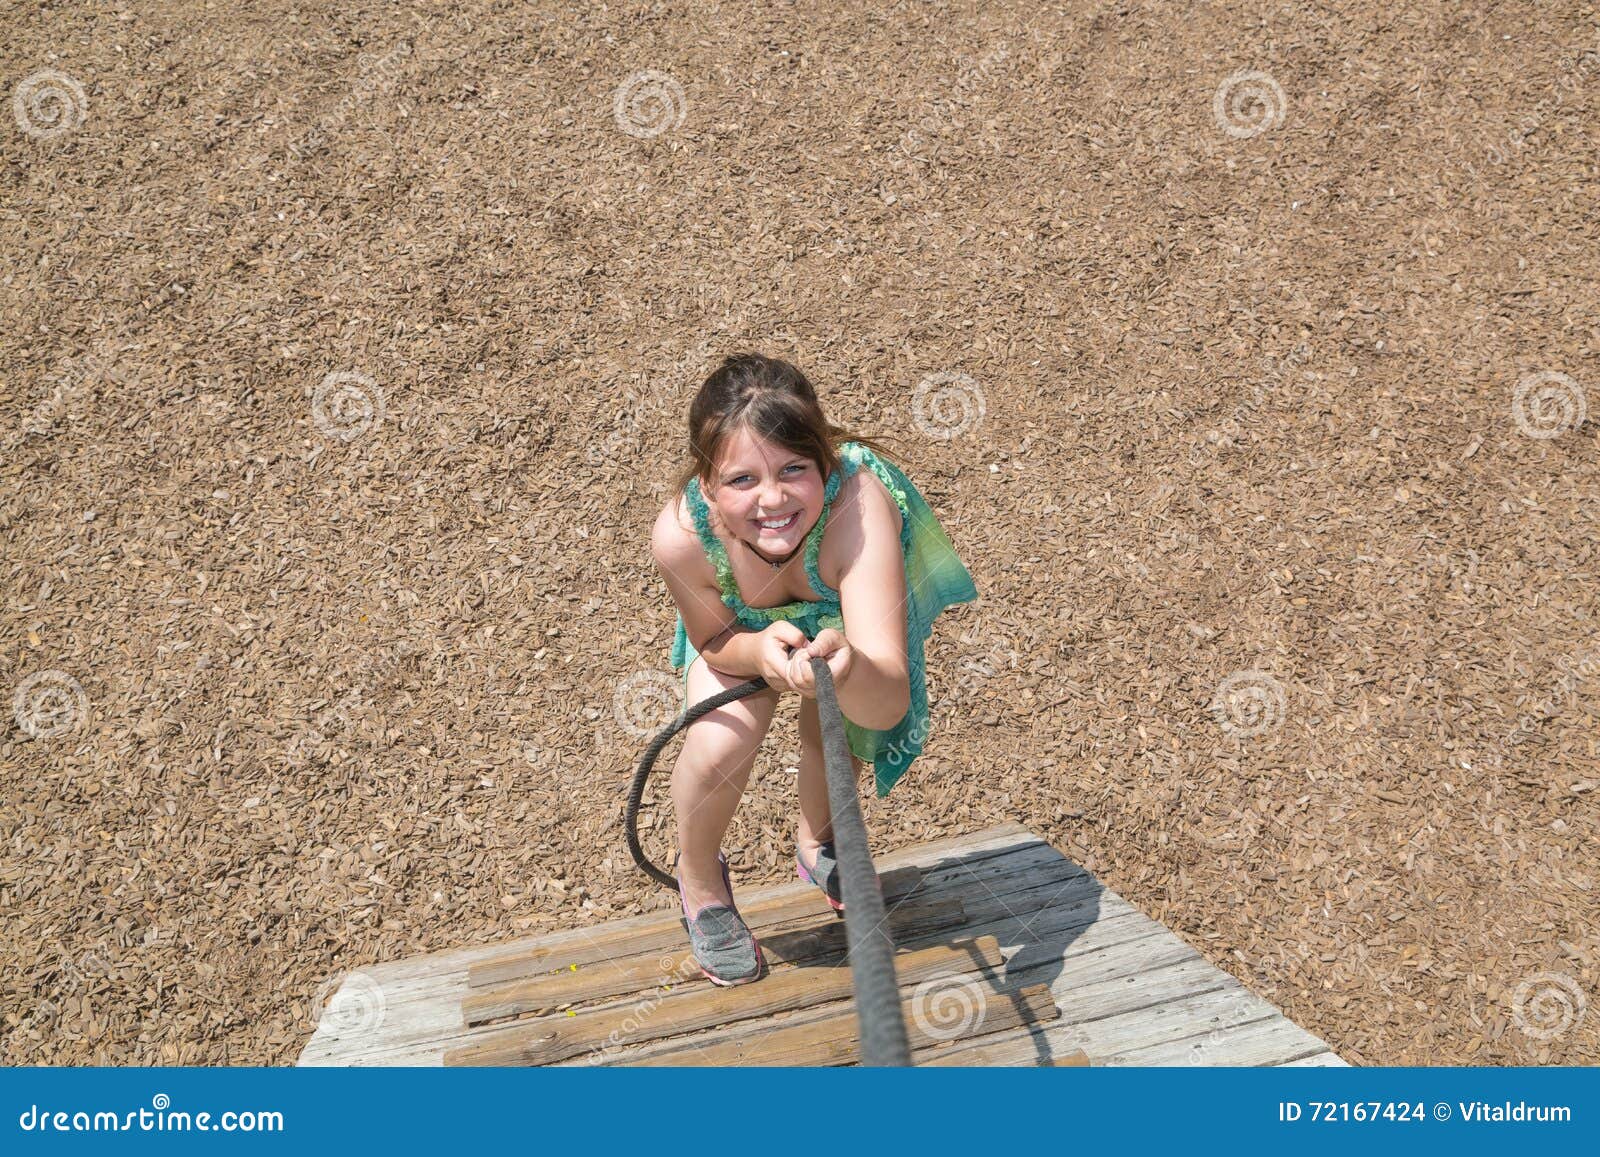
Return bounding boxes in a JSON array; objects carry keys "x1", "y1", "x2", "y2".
[{"x1": 705, "y1": 426, "x2": 826, "y2": 555}]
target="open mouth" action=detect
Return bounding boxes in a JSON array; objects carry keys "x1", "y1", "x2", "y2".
[{"x1": 753, "y1": 511, "x2": 799, "y2": 532}]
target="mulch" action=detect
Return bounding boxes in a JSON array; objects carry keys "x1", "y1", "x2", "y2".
[{"x1": 2, "y1": 0, "x2": 1595, "y2": 1065}]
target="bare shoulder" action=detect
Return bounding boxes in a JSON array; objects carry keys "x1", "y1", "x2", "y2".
[
  {"x1": 819, "y1": 464, "x2": 903, "y2": 585},
  {"x1": 650, "y1": 490, "x2": 709, "y2": 577},
  {"x1": 833, "y1": 465, "x2": 903, "y2": 534}
]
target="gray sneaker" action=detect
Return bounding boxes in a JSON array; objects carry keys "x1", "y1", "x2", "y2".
[
  {"x1": 675, "y1": 849, "x2": 764, "y2": 986},
  {"x1": 797, "y1": 840, "x2": 845, "y2": 912}
]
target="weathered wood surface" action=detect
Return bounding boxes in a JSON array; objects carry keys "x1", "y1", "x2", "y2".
[
  {"x1": 299, "y1": 823, "x2": 1347, "y2": 1067},
  {"x1": 446, "y1": 935, "x2": 1006, "y2": 1066},
  {"x1": 620, "y1": 982, "x2": 1064, "y2": 1067},
  {"x1": 467, "y1": 865, "x2": 928, "y2": 989},
  {"x1": 463, "y1": 895, "x2": 966, "y2": 1026}
]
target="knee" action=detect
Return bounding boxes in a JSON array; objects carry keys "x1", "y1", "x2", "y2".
[{"x1": 675, "y1": 702, "x2": 776, "y2": 783}]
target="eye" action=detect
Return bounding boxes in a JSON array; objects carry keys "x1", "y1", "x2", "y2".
[{"x1": 728, "y1": 464, "x2": 805, "y2": 486}]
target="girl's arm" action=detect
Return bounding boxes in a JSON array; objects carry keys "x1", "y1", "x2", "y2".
[
  {"x1": 650, "y1": 500, "x2": 783, "y2": 680},
  {"x1": 825, "y1": 472, "x2": 910, "y2": 730}
]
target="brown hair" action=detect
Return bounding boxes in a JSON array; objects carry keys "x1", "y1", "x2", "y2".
[{"x1": 671, "y1": 353, "x2": 903, "y2": 500}]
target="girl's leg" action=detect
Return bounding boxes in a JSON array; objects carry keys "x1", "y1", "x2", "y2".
[
  {"x1": 671, "y1": 654, "x2": 779, "y2": 914},
  {"x1": 795, "y1": 693, "x2": 864, "y2": 860}
]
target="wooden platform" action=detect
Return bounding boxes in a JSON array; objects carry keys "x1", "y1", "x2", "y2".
[{"x1": 299, "y1": 823, "x2": 1347, "y2": 1066}]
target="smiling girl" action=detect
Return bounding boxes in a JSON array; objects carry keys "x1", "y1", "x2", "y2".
[{"x1": 649, "y1": 353, "x2": 978, "y2": 985}]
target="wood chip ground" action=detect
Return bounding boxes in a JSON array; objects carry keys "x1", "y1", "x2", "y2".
[{"x1": 2, "y1": 1, "x2": 1596, "y2": 1065}]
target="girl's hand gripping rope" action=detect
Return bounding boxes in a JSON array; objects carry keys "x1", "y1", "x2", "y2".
[
  {"x1": 755, "y1": 621, "x2": 813, "y2": 694},
  {"x1": 784, "y1": 627, "x2": 854, "y2": 699}
]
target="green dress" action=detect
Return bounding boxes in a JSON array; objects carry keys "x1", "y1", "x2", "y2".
[{"x1": 669, "y1": 440, "x2": 978, "y2": 798}]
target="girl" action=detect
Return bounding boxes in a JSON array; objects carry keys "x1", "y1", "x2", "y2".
[{"x1": 649, "y1": 353, "x2": 978, "y2": 985}]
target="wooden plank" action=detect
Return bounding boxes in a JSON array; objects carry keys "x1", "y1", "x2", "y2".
[
  {"x1": 1110, "y1": 1013, "x2": 1337, "y2": 1066},
  {"x1": 308, "y1": 823, "x2": 1056, "y2": 1064},
  {"x1": 549, "y1": 915, "x2": 1166, "y2": 1069},
  {"x1": 562, "y1": 921, "x2": 1339, "y2": 1070},
  {"x1": 305, "y1": 838, "x2": 1090, "y2": 1065},
  {"x1": 469, "y1": 859, "x2": 1112, "y2": 1040},
  {"x1": 469, "y1": 825, "x2": 1068, "y2": 989},
  {"x1": 1059, "y1": 986, "x2": 1283, "y2": 1061},
  {"x1": 315, "y1": 822, "x2": 1039, "y2": 991},
  {"x1": 301, "y1": 823, "x2": 1344, "y2": 1069},
  {"x1": 908, "y1": 951, "x2": 1268, "y2": 1067},
  {"x1": 919, "y1": 1035, "x2": 1090, "y2": 1067},
  {"x1": 464, "y1": 895, "x2": 965, "y2": 1026},
  {"x1": 443, "y1": 935, "x2": 1005, "y2": 1067},
  {"x1": 311, "y1": 896, "x2": 1156, "y2": 1067},
  {"x1": 1275, "y1": 1050, "x2": 1349, "y2": 1067},
  {"x1": 620, "y1": 982, "x2": 1060, "y2": 1067},
  {"x1": 468, "y1": 865, "x2": 927, "y2": 987},
  {"x1": 464, "y1": 842, "x2": 1095, "y2": 1026},
  {"x1": 1051, "y1": 956, "x2": 1242, "y2": 1024},
  {"x1": 307, "y1": 904, "x2": 1340, "y2": 1069}
]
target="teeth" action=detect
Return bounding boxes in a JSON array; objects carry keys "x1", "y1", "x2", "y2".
[{"x1": 758, "y1": 513, "x2": 797, "y2": 529}]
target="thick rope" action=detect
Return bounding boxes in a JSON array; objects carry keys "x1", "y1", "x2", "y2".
[{"x1": 623, "y1": 654, "x2": 911, "y2": 1066}]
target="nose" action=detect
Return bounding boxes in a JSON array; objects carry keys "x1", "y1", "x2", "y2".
[{"x1": 760, "y1": 477, "x2": 786, "y2": 510}]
